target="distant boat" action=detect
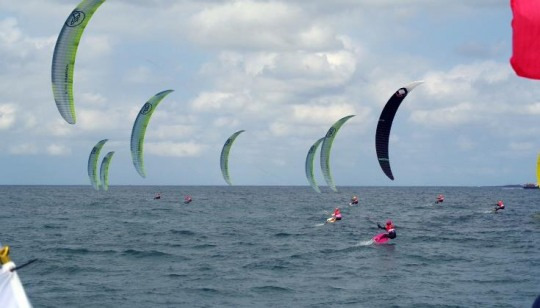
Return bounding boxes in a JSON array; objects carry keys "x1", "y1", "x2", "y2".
[{"x1": 523, "y1": 153, "x2": 540, "y2": 189}]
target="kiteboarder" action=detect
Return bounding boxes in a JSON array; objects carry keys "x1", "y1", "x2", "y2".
[
  {"x1": 494, "y1": 200, "x2": 505, "y2": 212},
  {"x1": 377, "y1": 220, "x2": 396, "y2": 239},
  {"x1": 184, "y1": 195, "x2": 192, "y2": 204},
  {"x1": 350, "y1": 195, "x2": 359, "y2": 205},
  {"x1": 327, "y1": 208, "x2": 342, "y2": 223},
  {"x1": 436, "y1": 194, "x2": 445, "y2": 204}
]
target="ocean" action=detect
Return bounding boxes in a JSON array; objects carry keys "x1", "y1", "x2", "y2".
[{"x1": 1, "y1": 185, "x2": 539, "y2": 307}]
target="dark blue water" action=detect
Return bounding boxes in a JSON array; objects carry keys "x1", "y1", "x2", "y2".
[{"x1": 1, "y1": 186, "x2": 539, "y2": 307}]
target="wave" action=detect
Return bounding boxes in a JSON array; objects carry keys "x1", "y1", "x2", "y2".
[
  {"x1": 42, "y1": 223, "x2": 67, "y2": 229},
  {"x1": 274, "y1": 232, "x2": 305, "y2": 237},
  {"x1": 45, "y1": 264, "x2": 102, "y2": 274},
  {"x1": 250, "y1": 285, "x2": 293, "y2": 293},
  {"x1": 185, "y1": 287, "x2": 222, "y2": 295},
  {"x1": 54, "y1": 247, "x2": 91, "y2": 254},
  {"x1": 357, "y1": 239, "x2": 374, "y2": 246},
  {"x1": 167, "y1": 273, "x2": 189, "y2": 278},
  {"x1": 170, "y1": 229, "x2": 196, "y2": 236},
  {"x1": 242, "y1": 259, "x2": 291, "y2": 271},
  {"x1": 274, "y1": 232, "x2": 292, "y2": 237},
  {"x1": 121, "y1": 249, "x2": 172, "y2": 258},
  {"x1": 193, "y1": 244, "x2": 217, "y2": 249}
]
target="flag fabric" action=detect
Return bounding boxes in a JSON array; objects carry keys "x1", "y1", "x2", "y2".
[{"x1": 510, "y1": 0, "x2": 540, "y2": 79}]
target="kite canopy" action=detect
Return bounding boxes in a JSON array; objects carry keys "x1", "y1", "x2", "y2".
[
  {"x1": 305, "y1": 137, "x2": 324, "y2": 193},
  {"x1": 87, "y1": 139, "x2": 108, "y2": 190},
  {"x1": 51, "y1": 0, "x2": 106, "y2": 124},
  {"x1": 99, "y1": 151, "x2": 115, "y2": 191},
  {"x1": 375, "y1": 81, "x2": 424, "y2": 180},
  {"x1": 510, "y1": 0, "x2": 540, "y2": 79},
  {"x1": 220, "y1": 130, "x2": 245, "y2": 185},
  {"x1": 320, "y1": 115, "x2": 355, "y2": 192},
  {"x1": 130, "y1": 90, "x2": 174, "y2": 178}
]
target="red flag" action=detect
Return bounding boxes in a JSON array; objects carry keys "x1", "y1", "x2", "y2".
[{"x1": 510, "y1": 0, "x2": 540, "y2": 79}]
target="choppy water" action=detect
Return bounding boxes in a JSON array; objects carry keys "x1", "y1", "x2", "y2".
[{"x1": 1, "y1": 186, "x2": 539, "y2": 307}]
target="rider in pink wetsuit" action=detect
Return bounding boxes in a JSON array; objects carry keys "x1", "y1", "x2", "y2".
[
  {"x1": 333, "y1": 208, "x2": 342, "y2": 220},
  {"x1": 436, "y1": 194, "x2": 444, "y2": 204},
  {"x1": 494, "y1": 200, "x2": 505, "y2": 212},
  {"x1": 327, "y1": 208, "x2": 342, "y2": 223},
  {"x1": 377, "y1": 220, "x2": 396, "y2": 239}
]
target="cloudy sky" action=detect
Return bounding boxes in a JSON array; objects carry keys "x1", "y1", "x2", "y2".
[{"x1": 0, "y1": 0, "x2": 538, "y2": 187}]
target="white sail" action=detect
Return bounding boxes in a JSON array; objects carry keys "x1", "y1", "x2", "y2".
[{"x1": 0, "y1": 247, "x2": 32, "y2": 308}]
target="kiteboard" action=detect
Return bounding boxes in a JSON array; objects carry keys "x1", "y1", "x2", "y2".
[{"x1": 373, "y1": 233, "x2": 389, "y2": 244}]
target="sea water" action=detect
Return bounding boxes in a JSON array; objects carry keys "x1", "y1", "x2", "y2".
[{"x1": 1, "y1": 186, "x2": 539, "y2": 307}]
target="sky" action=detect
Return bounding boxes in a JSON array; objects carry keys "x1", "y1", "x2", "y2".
[{"x1": 0, "y1": 0, "x2": 539, "y2": 187}]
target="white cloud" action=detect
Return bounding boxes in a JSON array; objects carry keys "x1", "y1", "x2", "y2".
[
  {"x1": 456, "y1": 136, "x2": 475, "y2": 151},
  {"x1": 508, "y1": 142, "x2": 534, "y2": 152},
  {"x1": 266, "y1": 98, "x2": 369, "y2": 137},
  {"x1": 148, "y1": 124, "x2": 196, "y2": 140},
  {"x1": 241, "y1": 53, "x2": 277, "y2": 76},
  {"x1": 0, "y1": 104, "x2": 17, "y2": 130},
  {"x1": 200, "y1": 49, "x2": 358, "y2": 107},
  {"x1": 269, "y1": 122, "x2": 290, "y2": 137},
  {"x1": 189, "y1": 0, "x2": 342, "y2": 51},
  {"x1": 82, "y1": 35, "x2": 112, "y2": 56},
  {"x1": 79, "y1": 92, "x2": 108, "y2": 107},
  {"x1": 191, "y1": 91, "x2": 250, "y2": 112},
  {"x1": 21, "y1": 114, "x2": 37, "y2": 130},
  {"x1": 0, "y1": 17, "x2": 54, "y2": 64},
  {"x1": 46, "y1": 144, "x2": 71, "y2": 156},
  {"x1": 403, "y1": 61, "x2": 523, "y2": 131},
  {"x1": 9, "y1": 143, "x2": 38, "y2": 155},
  {"x1": 421, "y1": 61, "x2": 510, "y2": 98},
  {"x1": 298, "y1": 25, "x2": 336, "y2": 48},
  {"x1": 45, "y1": 120, "x2": 75, "y2": 137},
  {"x1": 124, "y1": 66, "x2": 154, "y2": 84},
  {"x1": 292, "y1": 104, "x2": 356, "y2": 125},
  {"x1": 523, "y1": 102, "x2": 540, "y2": 115},
  {"x1": 146, "y1": 141, "x2": 204, "y2": 157},
  {"x1": 410, "y1": 103, "x2": 476, "y2": 127},
  {"x1": 213, "y1": 117, "x2": 240, "y2": 128},
  {"x1": 77, "y1": 109, "x2": 119, "y2": 131},
  {"x1": 264, "y1": 51, "x2": 356, "y2": 83},
  {"x1": 0, "y1": 18, "x2": 22, "y2": 45}
]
